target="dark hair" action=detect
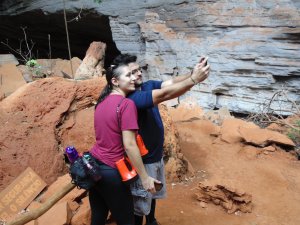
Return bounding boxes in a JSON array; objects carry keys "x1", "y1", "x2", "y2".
[{"x1": 95, "y1": 54, "x2": 137, "y2": 108}]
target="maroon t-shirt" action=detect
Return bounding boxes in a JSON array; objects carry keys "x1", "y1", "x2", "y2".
[{"x1": 90, "y1": 95, "x2": 139, "y2": 168}]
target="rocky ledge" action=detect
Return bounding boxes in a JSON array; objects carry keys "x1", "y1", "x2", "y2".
[{"x1": 0, "y1": 0, "x2": 299, "y2": 115}]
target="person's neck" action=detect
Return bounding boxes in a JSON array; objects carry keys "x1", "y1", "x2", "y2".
[
  {"x1": 135, "y1": 85, "x2": 142, "y2": 91},
  {"x1": 111, "y1": 89, "x2": 126, "y2": 97}
]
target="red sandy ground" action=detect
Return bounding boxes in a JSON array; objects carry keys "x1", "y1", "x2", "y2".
[
  {"x1": 1, "y1": 76, "x2": 299, "y2": 225},
  {"x1": 153, "y1": 108, "x2": 300, "y2": 225},
  {"x1": 105, "y1": 107, "x2": 300, "y2": 225}
]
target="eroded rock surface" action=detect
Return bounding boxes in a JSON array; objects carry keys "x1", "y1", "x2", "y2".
[
  {"x1": 0, "y1": 76, "x2": 189, "y2": 191},
  {"x1": 0, "y1": 77, "x2": 105, "y2": 191},
  {"x1": 74, "y1": 41, "x2": 106, "y2": 80},
  {"x1": 0, "y1": 0, "x2": 299, "y2": 114},
  {"x1": 195, "y1": 182, "x2": 253, "y2": 214}
]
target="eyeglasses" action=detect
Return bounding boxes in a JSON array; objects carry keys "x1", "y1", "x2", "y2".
[{"x1": 130, "y1": 68, "x2": 143, "y2": 75}]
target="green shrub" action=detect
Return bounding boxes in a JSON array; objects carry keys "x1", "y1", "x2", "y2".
[{"x1": 287, "y1": 119, "x2": 300, "y2": 143}]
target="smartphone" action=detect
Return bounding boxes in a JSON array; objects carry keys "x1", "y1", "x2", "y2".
[
  {"x1": 154, "y1": 182, "x2": 163, "y2": 191},
  {"x1": 200, "y1": 57, "x2": 207, "y2": 66}
]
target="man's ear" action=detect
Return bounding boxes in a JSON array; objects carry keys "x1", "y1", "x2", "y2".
[{"x1": 111, "y1": 77, "x2": 119, "y2": 87}]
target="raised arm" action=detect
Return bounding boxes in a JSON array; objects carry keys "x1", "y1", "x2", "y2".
[
  {"x1": 161, "y1": 57, "x2": 208, "y2": 88},
  {"x1": 161, "y1": 72, "x2": 191, "y2": 88},
  {"x1": 152, "y1": 57, "x2": 210, "y2": 105}
]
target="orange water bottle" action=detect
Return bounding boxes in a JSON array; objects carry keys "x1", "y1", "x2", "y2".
[
  {"x1": 115, "y1": 157, "x2": 138, "y2": 183},
  {"x1": 136, "y1": 134, "x2": 148, "y2": 156}
]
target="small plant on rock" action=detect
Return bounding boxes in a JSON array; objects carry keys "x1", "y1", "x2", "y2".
[
  {"x1": 25, "y1": 59, "x2": 46, "y2": 79},
  {"x1": 287, "y1": 119, "x2": 300, "y2": 143}
]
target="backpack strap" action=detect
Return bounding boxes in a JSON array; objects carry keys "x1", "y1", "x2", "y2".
[{"x1": 116, "y1": 97, "x2": 126, "y2": 130}]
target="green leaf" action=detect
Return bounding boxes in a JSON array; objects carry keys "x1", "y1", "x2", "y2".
[{"x1": 26, "y1": 59, "x2": 38, "y2": 67}]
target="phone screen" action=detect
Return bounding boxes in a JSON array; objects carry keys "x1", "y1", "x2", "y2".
[
  {"x1": 154, "y1": 183, "x2": 163, "y2": 191},
  {"x1": 200, "y1": 58, "x2": 207, "y2": 66}
]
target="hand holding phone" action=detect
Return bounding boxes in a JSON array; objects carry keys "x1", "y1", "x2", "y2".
[
  {"x1": 200, "y1": 57, "x2": 208, "y2": 66},
  {"x1": 154, "y1": 182, "x2": 163, "y2": 191}
]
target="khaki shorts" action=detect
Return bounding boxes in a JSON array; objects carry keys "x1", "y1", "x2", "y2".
[{"x1": 130, "y1": 158, "x2": 167, "y2": 216}]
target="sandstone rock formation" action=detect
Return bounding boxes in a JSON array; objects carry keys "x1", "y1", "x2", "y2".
[
  {"x1": 0, "y1": 80, "x2": 298, "y2": 224},
  {"x1": 0, "y1": 64, "x2": 26, "y2": 97},
  {"x1": 0, "y1": 54, "x2": 18, "y2": 65},
  {"x1": 160, "y1": 104, "x2": 194, "y2": 181},
  {"x1": 1, "y1": 0, "x2": 299, "y2": 115},
  {"x1": 16, "y1": 57, "x2": 82, "y2": 83},
  {"x1": 0, "y1": 76, "x2": 189, "y2": 191},
  {"x1": 239, "y1": 126, "x2": 296, "y2": 147},
  {"x1": 216, "y1": 117, "x2": 296, "y2": 148},
  {"x1": 195, "y1": 182, "x2": 253, "y2": 214},
  {"x1": 74, "y1": 41, "x2": 106, "y2": 80},
  {"x1": 167, "y1": 105, "x2": 300, "y2": 224},
  {"x1": 0, "y1": 77, "x2": 105, "y2": 191}
]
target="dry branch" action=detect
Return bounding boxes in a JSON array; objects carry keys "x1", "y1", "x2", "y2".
[
  {"x1": 247, "y1": 90, "x2": 300, "y2": 130},
  {"x1": 7, "y1": 183, "x2": 75, "y2": 225}
]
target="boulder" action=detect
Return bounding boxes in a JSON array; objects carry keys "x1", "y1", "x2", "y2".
[
  {"x1": 239, "y1": 127, "x2": 296, "y2": 147},
  {"x1": 160, "y1": 104, "x2": 194, "y2": 181},
  {"x1": 70, "y1": 197, "x2": 91, "y2": 225},
  {"x1": 36, "y1": 202, "x2": 72, "y2": 225},
  {"x1": 219, "y1": 118, "x2": 258, "y2": 144},
  {"x1": 37, "y1": 57, "x2": 82, "y2": 78},
  {"x1": 0, "y1": 75, "x2": 189, "y2": 192},
  {"x1": 0, "y1": 54, "x2": 19, "y2": 65},
  {"x1": 0, "y1": 64, "x2": 26, "y2": 97},
  {"x1": 74, "y1": 42, "x2": 106, "y2": 80},
  {"x1": 195, "y1": 182, "x2": 253, "y2": 214},
  {"x1": 0, "y1": 77, "x2": 105, "y2": 191}
]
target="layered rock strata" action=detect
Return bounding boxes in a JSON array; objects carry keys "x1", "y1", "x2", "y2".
[{"x1": 0, "y1": 0, "x2": 299, "y2": 114}]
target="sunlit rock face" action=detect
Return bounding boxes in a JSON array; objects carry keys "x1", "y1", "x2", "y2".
[{"x1": 1, "y1": 0, "x2": 300, "y2": 115}]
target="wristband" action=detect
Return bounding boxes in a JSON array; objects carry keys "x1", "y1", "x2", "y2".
[{"x1": 190, "y1": 76, "x2": 197, "y2": 84}]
